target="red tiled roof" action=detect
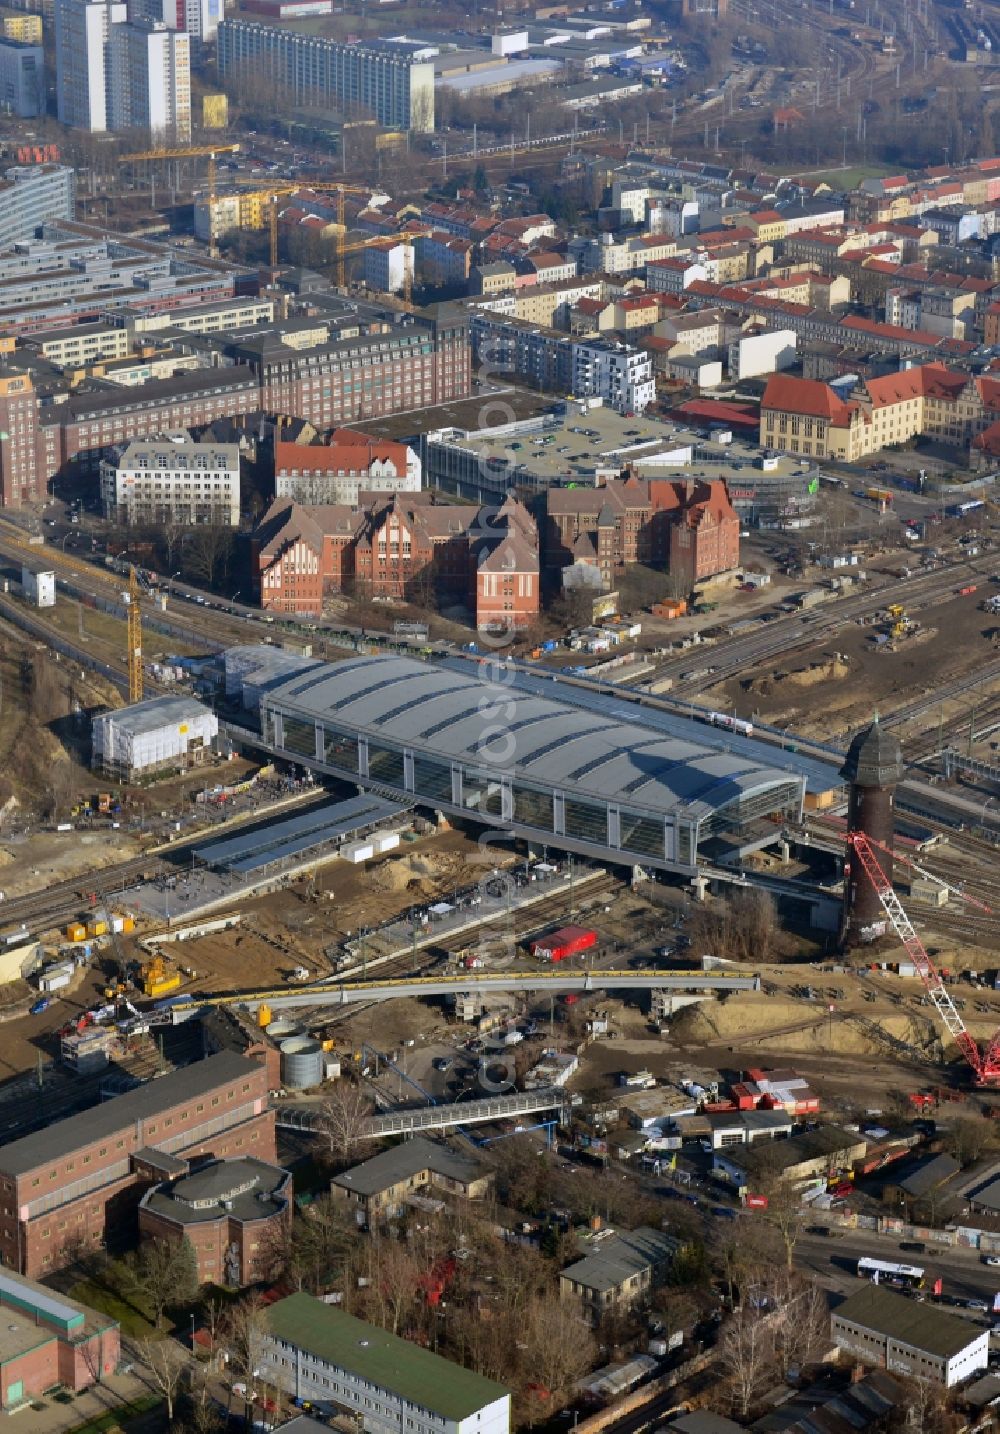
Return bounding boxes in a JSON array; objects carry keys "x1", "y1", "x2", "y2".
[{"x1": 761, "y1": 373, "x2": 854, "y2": 422}]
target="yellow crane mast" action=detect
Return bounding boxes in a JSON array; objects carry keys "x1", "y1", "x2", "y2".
[{"x1": 126, "y1": 566, "x2": 143, "y2": 705}]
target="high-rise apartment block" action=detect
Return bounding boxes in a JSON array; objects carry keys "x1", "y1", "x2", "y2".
[
  {"x1": 110, "y1": 20, "x2": 191, "y2": 141},
  {"x1": 217, "y1": 20, "x2": 435, "y2": 132},
  {"x1": 55, "y1": 0, "x2": 125, "y2": 131},
  {"x1": 0, "y1": 38, "x2": 44, "y2": 116},
  {"x1": 55, "y1": 0, "x2": 190, "y2": 137},
  {"x1": 136, "y1": 0, "x2": 220, "y2": 44}
]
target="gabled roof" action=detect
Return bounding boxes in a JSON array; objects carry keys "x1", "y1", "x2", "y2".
[{"x1": 761, "y1": 373, "x2": 854, "y2": 422}]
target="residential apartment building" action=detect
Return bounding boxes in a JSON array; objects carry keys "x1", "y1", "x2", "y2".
[
  {"x1": 471, "y1": 312, "x2": 654, "y2": 413},
  {"x1": 253, "y1": 492, "x2": 539, "y2": 631},
  {"x1": 416, "y1": 231, "x2": 472, "y2": 288},
  {"x1": 109, "y1": 20, "x2": 191, "y2": 142},
  {"x1": 217, "y1": 22, "x2": 435, "y2": 131},
  {"x1": 760, "y1": 363, "x2": 1000, "y2": 462},
  {"x1": 363, "y1": 239, "x2": 414, "y2": 297},
  {"x1": 138, "y1": 1157, "x2": 291, "y2": 1286},
  {"x1": 831, "y1": 1285, "x2": 988, "y2": 1388},
  {"x1": 100, "y1": 437, "x2": 241, "y2": 526},
  {"x1": 0, "y1": 1270, "x2": 120, "y2": 1409},
  {"x1": 0, "y1": 165, "x2": 75, "y2": 249},
  {"x1": 0, "y1": 1051, "x2": 273, "y2": 1277},
  {"x1": 2, "y1": 15, "x2": 43, "y2": 42},
  {"x1": 56, "y1": 0, "x2": 190, "y2": 137},
  {"x1": 135, "y1": 0, "x2": 220, "y2": 45},
  {"x1": 55, "y1": 0, "x2": 126, "y2": 131},
  {"x1": 331, "y1": 1137, "x2": 490, "y2": 1220},
  {"x1": 545, "y1": 474, "x2": 740, "y2": 592},
  {"x1": 262, "y1": 1293, "x2": 511, "y2": 1434},
  {"x1": 559, "y1": 1227, "x2": 677, "y2": 1324},
  {"x1": 274, "y1": 429, "x2": 421, "y2": 505},
  {"x1": 0, "y1": 38, "x2": 44, "y2": 116}
]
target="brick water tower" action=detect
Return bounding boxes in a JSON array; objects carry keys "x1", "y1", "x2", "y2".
[{"x1": 840, "y1": 715, "x2": 904, "y2": 946}]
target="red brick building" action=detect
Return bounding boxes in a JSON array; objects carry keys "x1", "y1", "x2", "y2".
[
  {"x1": 139, "y1": 1157, "x2": 291, "y2": 1287},
  {"x1": 0, "y1": 1269, "x2": 120, "y2": 1410},
  {"x1": 253, "y1": 492, "x2": 540, "y2": 631},
  {"x1": 544, "y1": 474, "x2": 739, "y2": 592},
  {"x1": 0, "y1": 1052, "x2": 274, "y2": 1278}
]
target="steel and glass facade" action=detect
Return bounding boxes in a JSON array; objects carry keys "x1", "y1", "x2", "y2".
[{"x1": 258, "y1": 655, "x2": 805, "y2": 875}]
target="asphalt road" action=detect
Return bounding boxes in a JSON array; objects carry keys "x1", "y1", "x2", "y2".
[{"x1": 793, "y1": 1223, "x2": 1000, "y2": 1313}]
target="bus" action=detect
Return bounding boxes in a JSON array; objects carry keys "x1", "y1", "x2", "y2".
[{"x1": 856, "y1": 1257, "x2": 924, "y2": 1289}]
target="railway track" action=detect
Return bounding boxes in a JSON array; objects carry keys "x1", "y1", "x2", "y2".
[{"x1": 0, "y1": 854, "x2": 170, "y2": 934}]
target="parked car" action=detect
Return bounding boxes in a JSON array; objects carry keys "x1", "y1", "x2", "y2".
[
  {"x1": 983, "y1": 1256, "x2": 1000, "y2": 1268},
  {"x1": 29, "y1": 998, "x2": 49, "y2": 1016}
]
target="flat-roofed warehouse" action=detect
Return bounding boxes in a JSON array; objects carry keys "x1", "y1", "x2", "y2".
[{"x1": 257, "y1": 654, "x2": 805, "y2": 874}]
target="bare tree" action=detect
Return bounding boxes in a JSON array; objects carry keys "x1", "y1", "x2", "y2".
[
  {"x1": 769, "y1": 1272, "x2": 829, "y2": 1374},
  {"x1": 316, "y1": 1081, "x2": 375, "y2": 1164},
  {"x1": 138, "y1": 1337, "x2": 189, "y2": 1423},
  {"x1": 131, "y1": 1236, "x2": 199, "y2": 1330},
  {"x1": 719, "y1": 1302, "x2": 777, "y2": 1417},
  {"x1": 362, "y1": 1235, "x2": 422, "y2": 1335},
  {"x1": 520, "y1": 1295, "x2": 596, "y2": 1417},
  {"x1": 183, "y1": 523, "x2": 234, "y2": 589},
  {"x1": 944, "y1": 1115, "x2": 996, "y2": 1167},
  {"x1": 222, "y1": 1293, "x2": 271, "y2": 1387}
]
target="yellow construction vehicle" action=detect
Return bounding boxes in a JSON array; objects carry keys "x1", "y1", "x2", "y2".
[{"x1": 140, "y1": 956, "x2": 181, "y2": 999}]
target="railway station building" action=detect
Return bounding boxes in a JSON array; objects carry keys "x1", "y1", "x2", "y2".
[{"x1": 256, "y1": 654, "x2": 807, "y2": 876}]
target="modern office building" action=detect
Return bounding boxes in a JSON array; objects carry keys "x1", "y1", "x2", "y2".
[
  {"x1": 217, "y1": 21, "x2": 435, "y2": 132},
  {"x1": 0, "y1": 1051, "x2": 273, "y2": 1276},
  {"x1": 0, "y1": 165, "x2": 75, "y2": 250},
  {"x1": 256, "y1": 653, "x2": 806, "y2": 876},
  {"x1": 261, "y1": 1293, "x2": 511, "y2": 1434},
  {"x1": 0, "y1": 39, "x2": 44, "y2": 116},
  {"x1": 100, "y1": 437, "x2": 241, "y2": 526}
]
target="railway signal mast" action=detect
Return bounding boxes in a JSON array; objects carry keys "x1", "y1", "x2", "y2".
[{"x1": 846, "y1": 831, "x2": 1000, "y2": 1084}]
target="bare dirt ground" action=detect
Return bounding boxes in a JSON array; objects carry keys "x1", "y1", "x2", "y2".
[
  {"x1": 0, "y1": 829, "x2": 143, "y2": 901},
  {"x1": 705, "y1": 587, "x2": 1000, "y2": 741}
]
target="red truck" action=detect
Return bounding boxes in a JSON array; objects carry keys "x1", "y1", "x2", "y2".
[{"x1": 530, "y1": 925, "x2": 598, "y2": 962}]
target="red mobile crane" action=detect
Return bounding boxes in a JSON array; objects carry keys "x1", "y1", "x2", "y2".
[{"x1": 846, "y1": 832, "x2": 1000, "y2": 1084}]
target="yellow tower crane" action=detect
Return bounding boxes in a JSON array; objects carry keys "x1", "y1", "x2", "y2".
[
  {"x1": 126, "y1": 566, "x2": 143, "y2": 706},
  {"x1": 257, "y1": 182, "x2": 374, "y2": 281},
  {"x1": 117, "y1": 144, "x2": 241, "y2": 203}
]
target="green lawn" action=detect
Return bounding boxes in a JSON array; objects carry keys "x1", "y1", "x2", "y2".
[
  {"x1": 69, "y1": 1282, "x2": 158, "y2": 1341},
  {"x1": 784, "y1": 163, "x2": 897, "y2": 188}
]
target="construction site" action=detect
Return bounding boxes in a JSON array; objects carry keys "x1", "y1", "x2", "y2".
[{"x1": 5, "y1": 500, "x2": 1000, "y2": 1188}]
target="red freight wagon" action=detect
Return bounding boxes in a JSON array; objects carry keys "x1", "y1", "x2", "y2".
[{"x1": 531, "y1": 925, "x2": 598, "y2": 961}]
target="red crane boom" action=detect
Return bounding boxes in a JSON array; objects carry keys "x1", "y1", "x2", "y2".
[{"x1": 846, "y1": 832, "x2": 998, "y2": 1083}]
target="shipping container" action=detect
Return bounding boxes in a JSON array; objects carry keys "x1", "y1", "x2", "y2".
[
  {"x1": 531, "y1": 925, "x2": 598, "y2": 961},
  {"x1": 341, "y1": 841, "x2": 374, "y2": 864},
  {"x1": 87, "y1": 919, "x2": 108, "y2": 938},
  {"x1": 66, "y1": 923, "x2": 87, "y2": 942}
]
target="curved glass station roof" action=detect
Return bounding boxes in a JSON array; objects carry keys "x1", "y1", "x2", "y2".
[{"x1": 266, "y1": 654, "x2": 804, "y2": 826}]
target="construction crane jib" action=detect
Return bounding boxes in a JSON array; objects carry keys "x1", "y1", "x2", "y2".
[
  {"x1": 125, "y1": 565, "x2": 143, "y2": 706},
  {"x1": 846, "y1": 831, "x2": 998, "y2": 1082}
]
